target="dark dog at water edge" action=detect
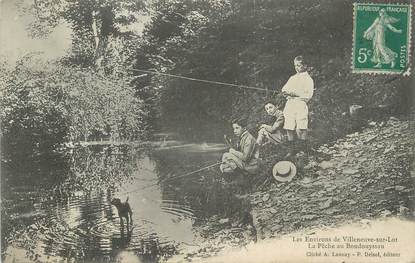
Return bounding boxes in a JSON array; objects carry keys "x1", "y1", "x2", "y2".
[{"x1": 111, "y1": 197, "x2": 133, "y2": 228}]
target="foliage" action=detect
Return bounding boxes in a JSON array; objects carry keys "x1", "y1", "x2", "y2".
[
  {"x1": 0, "y1": 55, "x2": 148, "y2": 158},
  {"x1": 4, "y1": 0, "x2": 412, "y2": 151},
  {"x1": 26, "y1": 0, "x2": 146, "y2": 67},
  {"x1": 134, "y1": 0, "x2": 236, "y2": 137},
  {"x1": 61, "y1": 146, "x2": 139, "y2": 193},
  {"x1": 60, "y1": 65, "x2": 147, "y2": 142},
  {"x1": 0, "y1": 55, "x2": 68, "y2": 156},
  {"x1": 137, "y1": 0, "x2": 412, "y2": 142}
]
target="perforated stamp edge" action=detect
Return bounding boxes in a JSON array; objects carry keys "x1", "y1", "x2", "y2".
[{"x1": 351, "y1": 2, "x2": 413, "y2": 76}]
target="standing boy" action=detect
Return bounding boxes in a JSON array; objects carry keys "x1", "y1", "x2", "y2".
[{"x1": 281, "y1": 56, "x2": 314, "y2": 156}]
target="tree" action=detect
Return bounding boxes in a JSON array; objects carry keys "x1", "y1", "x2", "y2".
[
  {"x1": 0, "y1": 55, "x2": 68, "y2": 157},
  {"x1": 27, "y1": 0, "x2": 146, "y2": 68},
  {"x1": 136, "y1": 0, "x2": 411, "y2": 142},
  {"x1": 1, "y1": 54, "x2": 148, "y2": 159},
  {"x1": 135, "y1": 0, "x2": 236, "y2": 136}
]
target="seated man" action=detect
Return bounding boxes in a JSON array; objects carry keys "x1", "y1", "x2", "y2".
[
  {"x1": 256, "y1": 98, "x2": 286, "y2": 146},
  {"x1": 220, "y1": 118, "x2": 259, "y2": 174}
]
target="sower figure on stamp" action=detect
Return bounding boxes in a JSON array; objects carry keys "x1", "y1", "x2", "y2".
[
  {"x1": 220, "y1": 117, "x2": 259, "y2": 174},
  {"x1": 281, "y1": 56, "x2": 314, "y2": 158},
  {"x1": 363, "y1": 8, "x2": 402, "y2": 68}
]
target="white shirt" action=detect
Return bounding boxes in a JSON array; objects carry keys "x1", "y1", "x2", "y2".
[{"x1": 281, "y1": 71, "x2": 314, "y2": 102}]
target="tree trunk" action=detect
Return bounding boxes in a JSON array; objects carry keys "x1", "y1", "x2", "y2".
[
  {"x1": 91, "y1": 10, "x2": 100, "y2": 51},
  {"x1": 33, "y1": 0, "x2": 41, "y2": 18},
  {"x1": 91, "y1": 10, "x2": 104, "y2": 68}
]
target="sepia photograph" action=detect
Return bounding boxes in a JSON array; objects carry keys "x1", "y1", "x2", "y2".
[{"x1": 0, "y1": 0, "x2": 414, "y2": 262}]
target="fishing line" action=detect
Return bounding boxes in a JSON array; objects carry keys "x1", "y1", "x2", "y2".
[
  {"x1": 122, "y1": 161, "x2": 223, "y2": 194},
  {"x1": 121, "y1": 150, "x2": 285, "y2": 195},
  {"x1": 162, "y1": 161, "x2": 222, "y2": 181},
  {"x1": 111, "y1": 145, "x2": 226, "y2": 194},
  {"x1": 117, "y1": 137, "x2": 290, "y2": 195},
  {"x1": 130, "y1": 68, "x2": 268, "y2": 92}
]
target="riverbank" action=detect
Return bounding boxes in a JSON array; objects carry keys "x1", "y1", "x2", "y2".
[
  {"x1": 1, "y1": 118, "x2": 412, "y2": 263},
  {"x1": 169, "y1": 117, "x2": 414, "y2": 262}
]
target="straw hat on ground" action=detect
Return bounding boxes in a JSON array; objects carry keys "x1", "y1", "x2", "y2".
[{"x1": 272, "y1": 161, "x2": 297, "y2": 182}]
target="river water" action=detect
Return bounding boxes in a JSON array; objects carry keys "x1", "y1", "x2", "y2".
[{"x1": 1, "y1": 140, "x2": 250, "y2": 263}]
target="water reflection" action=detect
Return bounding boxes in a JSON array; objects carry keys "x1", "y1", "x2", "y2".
[{"x1": 2, "y1": 142, "x2": 249, "y2": 262}]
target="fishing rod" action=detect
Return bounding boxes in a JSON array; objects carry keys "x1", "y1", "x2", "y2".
[
  {"x1": 129, "y1": 68, "x2": 269, "y2": 92},
  {"x1": 122, "y1": 161, "x2": 223, "y2": 194},
  {"x1": 122, "y1": 148, "x2": 288, "y2": 195},
  {"x1": 163, "y1": 161, "x2": 222, "y2": 181},
  {"x1": 118, "y1": 135, "x2": 292, "y2": 195}
]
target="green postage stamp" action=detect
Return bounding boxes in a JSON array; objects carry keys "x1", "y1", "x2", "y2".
[{"x1": 353, "y1": 3, "x2": 412, "y2": 74}]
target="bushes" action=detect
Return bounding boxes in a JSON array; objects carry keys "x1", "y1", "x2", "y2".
[
  {"x1": 0, "y1": 55, "x2": 148, "y2": 157},
  {"x1": 60, "y1": 66, "x2": 147, "y2": 142},
  {"x1": 1, "y1": 56, "x2": 68, "y2": 157},
  {"x1": 138, "y1": 0, "x2": 411, "y2": 143}
]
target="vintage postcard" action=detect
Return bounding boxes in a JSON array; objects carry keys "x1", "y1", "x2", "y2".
[{"x1": 1, "y1": 0, "x2": 414, "y2": 263}]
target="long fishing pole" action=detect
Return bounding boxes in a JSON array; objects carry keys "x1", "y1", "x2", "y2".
[
  {"x1": 117, "y1": 135, "x2": 292, "y2": 195},
  {"x1": 122, "y1": 161, "x2": 223, "y2": 194},
  {"x1": 162, "y1": 161, "x2": 222, "y2": 182},
  {"x1": 130, "y1": 68, "x2": 268, "y2": 92}
]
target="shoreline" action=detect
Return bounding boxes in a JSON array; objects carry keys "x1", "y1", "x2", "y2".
[{"x1": 170, "y1": 118, "x2": 414, "y2": 262}]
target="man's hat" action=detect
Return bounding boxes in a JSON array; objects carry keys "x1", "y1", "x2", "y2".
[{"x1": 272, "y1": 161, "x2": 297, "y2": 182}]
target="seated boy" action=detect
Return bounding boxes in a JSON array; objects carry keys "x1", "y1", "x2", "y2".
[
  {"x1": 256, "y1": 99, "x2": 286, "y2": 146},
  {"x1": 220, "y1": 118, "x2": 259, "y2": 174}
]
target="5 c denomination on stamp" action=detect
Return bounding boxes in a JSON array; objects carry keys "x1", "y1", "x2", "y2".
[{"x1": 352, "y1": 3, "x2": 412, "y2": 74}]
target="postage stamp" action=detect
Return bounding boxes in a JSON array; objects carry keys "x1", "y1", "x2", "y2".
[{"x1": 352, "y1": 3, "x2": 412, "y2": 74}]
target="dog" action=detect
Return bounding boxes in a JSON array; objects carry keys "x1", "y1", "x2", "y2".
[{"x1": 111, "y1": 197, "x2": 133, "y2": 229}]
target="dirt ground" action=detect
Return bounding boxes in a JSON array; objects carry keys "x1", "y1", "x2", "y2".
[{"x1": 169, "y1": 117, "x2": 414, "y2": 262}]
